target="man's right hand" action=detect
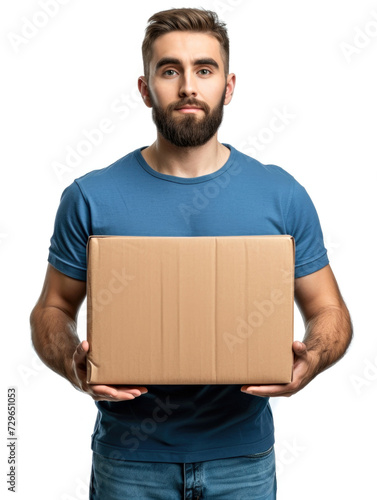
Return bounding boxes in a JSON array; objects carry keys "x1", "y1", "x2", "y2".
[{"x1": 71, "y1": 340, "x2": 149, "y2": 401}]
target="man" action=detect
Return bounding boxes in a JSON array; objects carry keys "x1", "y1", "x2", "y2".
[{"x1": 30, "y1": 7, "x2": 352, "y2": 500}]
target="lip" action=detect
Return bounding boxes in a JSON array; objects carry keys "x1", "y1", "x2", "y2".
[{"x1": 175, "y1": 106, "x2": 203, "y2": 113}]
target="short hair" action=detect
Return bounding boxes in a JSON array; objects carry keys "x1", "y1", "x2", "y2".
[{"x1": 142, "y1": 7, "x2": 230, "y2": 81}]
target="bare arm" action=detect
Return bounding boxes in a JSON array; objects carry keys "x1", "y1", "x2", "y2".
[
  {"x1": 30, "y1": 263, "x2": 86, "y2": 384},
  {"x1": 241, "y1": 264, "x2": 353, "y2": 397},
  {"x1": 30, "y1": 263, "x2": 148, "y2": 401},
  {"x1": 295, "y1": 264, "x2": 353, "y2": 376}
]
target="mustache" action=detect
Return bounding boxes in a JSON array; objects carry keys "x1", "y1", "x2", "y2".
[{"x1": 167, "y1": 98, "x2": 210, "y2": 114}]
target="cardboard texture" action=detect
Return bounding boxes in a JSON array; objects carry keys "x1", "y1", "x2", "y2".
[{"x1": 86, "y1": 235, "x2": 295, "y2": 385}]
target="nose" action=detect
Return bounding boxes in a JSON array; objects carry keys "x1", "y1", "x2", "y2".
[{"x1": 178, "y1": 71, "x2": 198, "y2": 98}]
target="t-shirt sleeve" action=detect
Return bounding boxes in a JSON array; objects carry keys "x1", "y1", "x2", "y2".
[
  {"x1": 286, "y1": 179, "x2": 329, "y2": 278},
  {"x1": 47, "y1": 180, "x2": 90, "y2": 281}
]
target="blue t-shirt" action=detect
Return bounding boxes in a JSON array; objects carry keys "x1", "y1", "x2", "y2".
[{"x1": 48, "y1": 144, "x2": 329, "y2": 463}]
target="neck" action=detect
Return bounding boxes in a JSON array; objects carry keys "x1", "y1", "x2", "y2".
[{"x1": 141, "y1": 133, "x2": 230, "y2": 178}]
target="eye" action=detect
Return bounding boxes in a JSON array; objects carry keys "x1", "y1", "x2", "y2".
[
  {"x1": 163, "y1": 69, "x2": 177, "y2": 76},
  {"x1": 198, "y1": 69, "x2": 211, "y2": 75}
]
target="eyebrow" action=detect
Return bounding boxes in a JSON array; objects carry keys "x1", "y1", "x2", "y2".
[{"x1": 155, "y1": 57, "x2": 220, "y2": 72}]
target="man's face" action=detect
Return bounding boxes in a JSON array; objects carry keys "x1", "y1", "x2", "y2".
[{"x1": 141, "y1": 31, "x2": 234, "y2": 148}]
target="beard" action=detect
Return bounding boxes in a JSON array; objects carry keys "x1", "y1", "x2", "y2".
[{"x1": 150, "y1": 84, "x2": 227, "y2": 148}]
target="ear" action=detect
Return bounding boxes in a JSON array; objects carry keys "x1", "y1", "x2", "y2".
[
  {"x1": 138, "y1": 76, "x2": 153, "y2": 108},
  {"x1": 223, "y1": 73, "x2": 236, "y2": 106}
]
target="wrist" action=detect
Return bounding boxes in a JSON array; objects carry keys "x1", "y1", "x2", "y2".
[
  {"x1": 63, "y1": 351, "x2": 80, "y2": 389},
  {"x1": 306, "y1": 347, "x2": 327, "y2": 377}
]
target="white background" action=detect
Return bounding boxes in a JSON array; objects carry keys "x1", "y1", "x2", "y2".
[{"x1": 1, "y1": 0, "x2": 377, "y2": 498}]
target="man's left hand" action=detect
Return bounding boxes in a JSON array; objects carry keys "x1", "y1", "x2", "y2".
[{"x1": 240, "y1": 341, "x2": 320, "y2": 398}]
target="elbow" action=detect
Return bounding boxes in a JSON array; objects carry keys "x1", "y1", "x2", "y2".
[
  {"x1": 329, "y1": 301, "x2": 354, "y2": 358},
  {"x1": 29, "y1": 305, "x2": 42, "y2": 351},
  {"x1": 342, "y1": 301, "x2": 353, "y2": 351}
]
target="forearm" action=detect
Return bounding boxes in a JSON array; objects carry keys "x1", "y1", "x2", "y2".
[
  {"x1": 30, "y1": 305, "x2": 81, "y2": 388},
  {"x1": 302, "y1": 303, "x2": 353, "y2": 375}
]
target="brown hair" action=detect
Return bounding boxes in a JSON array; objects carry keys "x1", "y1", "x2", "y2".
[{"x1": 142, "y1": 7, "x2": 230, "y2": 81}]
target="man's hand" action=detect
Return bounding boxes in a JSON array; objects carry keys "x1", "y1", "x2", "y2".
[
  {"x1": 240, "y1": 341, "x2": 320, "y2": 398},
  {"x1": 71, "y1": 340, "x2": 148, "y2": 402}
]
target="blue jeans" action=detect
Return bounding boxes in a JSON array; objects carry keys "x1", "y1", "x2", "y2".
[{"x1": 90, "y1": 446, "x2": 277, "y2": 499}]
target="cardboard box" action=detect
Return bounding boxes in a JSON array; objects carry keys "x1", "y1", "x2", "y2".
[{"x1": 86, "y1": 235, "x2": 294, "y2": 385}]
